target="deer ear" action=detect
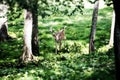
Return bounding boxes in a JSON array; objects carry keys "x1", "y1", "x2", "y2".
[
  {"x1": 50, "y1": 27, "x2": 55, "y2": 33},
  {"x1": 64, "y1": 26, "x2": 67, "y2": 29},
  {"x1": 61, "y1": 29, "x2": 64, "y2": 32},
  {"x1": 53, "y1": 33, "x2": 55, "y2": 37},
  {"x1": 61, "y1": 26, "x2": 66, "y2": 30}
]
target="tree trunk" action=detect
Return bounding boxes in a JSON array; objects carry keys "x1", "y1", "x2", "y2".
[
  {"x1": 109, "y1": 11, "x2": 115, "y2": 46},
  {"x1": 89, "y1": 0, "x2": 99, "y2": 53},
  {"x1": 114, "y1": 20, "x2": 120, "y2": 80},
  {"x1": 113, "y1": 0, "x2": 120, "y2": 80},
  {"x1": 0, "y1": 4, "x2": 11, "y2": 42},
  {"x1": 20, "y1": 9, "x2": 34, "y2": 63},
  {"x1": 0, "y1": 21, "x2": 11, "y2": 41},
  {"x1": 32, "y1": 0, "x2": 39, "y2": 56}
]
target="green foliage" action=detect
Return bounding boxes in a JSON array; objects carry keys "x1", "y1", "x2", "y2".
[
  {"x1": 87, "y1": 0, "x2": 96, "y2": 4},
  {"x1": 7, "y1": 4, "x2": 23, "y2": 22},
  {"x1": 0, "y1": 7, "x2": 115, "y2": 80},
  {"x1": 0, "y1": 51, "x2": 115, "y2": 80},
  {"x1": 87, "y1": 0, "x2": 113, "y2": 6},
  {"x1": 104, "y1": 0, "x2": 113, "y2": 6},
  {"x1": 38, "y1": 0, "x2": 84, "y2": 18},
  {"x1": 3, "y1": 0, "x2": 84, "y2": 19}
]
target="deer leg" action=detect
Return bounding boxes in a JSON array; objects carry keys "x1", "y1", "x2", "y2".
[
  {"x1": 63, "y1": 40, "x2": 65, "y2": 48},
  {"x1": 59, "y1": 41, "x2": 62, "y2": 51},
  {"x1": 55, "y1": 42, "x2": 57, "y2": 54}
]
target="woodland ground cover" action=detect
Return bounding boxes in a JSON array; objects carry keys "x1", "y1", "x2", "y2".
[{"x1": 0, "y1": 7, "x2": 115, "y2": 80}]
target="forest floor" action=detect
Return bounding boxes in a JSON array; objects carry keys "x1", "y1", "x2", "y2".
[{"x1": 0, "y1": 7, "x2": 115, "y2": 80}]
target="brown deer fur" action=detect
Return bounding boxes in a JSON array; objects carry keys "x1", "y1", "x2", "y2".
[{"x1": 51, "y1": 27, "x2": 66, "y2": 53}]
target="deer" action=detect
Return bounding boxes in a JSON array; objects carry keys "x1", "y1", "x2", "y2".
[{"x1": 50, "y1": 26, "x2": 66, "y2": 54}]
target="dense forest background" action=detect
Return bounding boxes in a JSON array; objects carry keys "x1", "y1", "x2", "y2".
[{"x1": 0, "y1": 0, "x2": 116, "y2": 80}]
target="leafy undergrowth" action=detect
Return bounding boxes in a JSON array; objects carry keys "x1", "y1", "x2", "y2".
[
  {"x1": 0, "y1": 7, "x2": 115, "y2": 80},
  {"x1": 0, "y1": 50, "x2": 115, "y2": 80}
]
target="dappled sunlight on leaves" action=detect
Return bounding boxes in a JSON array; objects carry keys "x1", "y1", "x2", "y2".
[
  {"x1": 98, "y1": 45, "x2": 113, "y2": 53},
  {"x1": 9, "y1": 32, "x2": 17, "y2": 38},
  {"x1": 0, "y1": 7, "x2": 115, "y2": 80}
]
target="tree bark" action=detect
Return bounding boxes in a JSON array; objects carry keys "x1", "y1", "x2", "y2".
[
  {"x1": 89, "y1": 0, "x2": 99, "y2": 53},
  {"x1": 20, "y1": 9, "x2": 34, "y2": 63},
  {"x1": 113, "y1": 0, "x2": 120, "y2": 80},
  {"x1": 0, "y1": 21, "x2": 11, "y2": 41},
  {"x1": 32, "y1": 0, "x2": 39, "y2": 56},
  {"x1": 109, "y1": 11, "x2": 115, "y2": 46},
  {"x1": 0, "y1": 4, "x2": 11, "y2": 42}
]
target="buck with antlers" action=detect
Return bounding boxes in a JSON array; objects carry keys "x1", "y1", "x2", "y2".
[{"x1": 50, "y1": 26, "x2": 66, "y2": 54}]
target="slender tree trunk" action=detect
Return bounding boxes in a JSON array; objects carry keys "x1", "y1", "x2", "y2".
[
  {"x1": 32, "y1": 0, "x2": 39, "y2": 56},
  {"x1": 20, "y1": 9, "x2": 34, "y2": 63},
  {"x1": 109, "y1": 11, "x2": 115, "y2": 46},
  {"x1": 89, "y1": 0, "x2": 99, "y2": 53},
  {"x1": 113, "y1": 0, "x2": 120, "y2": 80}
]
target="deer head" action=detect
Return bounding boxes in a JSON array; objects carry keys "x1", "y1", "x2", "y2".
[{"x1": 51, "y1": 26, "x2": 66, "y2": 42}]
